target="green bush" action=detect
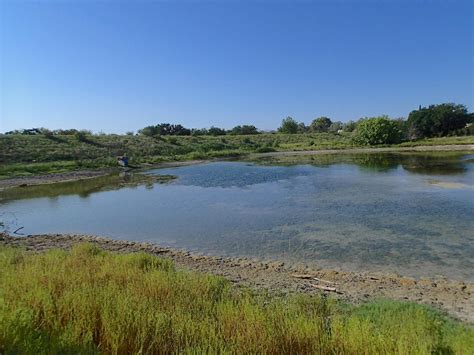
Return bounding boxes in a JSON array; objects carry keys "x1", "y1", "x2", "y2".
[{"x1": 353, "y1": 116, "x2": 402, "y2": 145}]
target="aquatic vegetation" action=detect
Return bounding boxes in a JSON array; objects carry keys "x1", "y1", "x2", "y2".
[{"x1": 0, "y1": 244, "x2": 472, "y2": 354}]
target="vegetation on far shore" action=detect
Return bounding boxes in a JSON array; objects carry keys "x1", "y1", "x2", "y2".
[
  {"x1": 1, "y1": 103, "x2": 473, "y2": 179},
  {"x1": 0, "y1": 243, "x2": 472, "y2": 354}
]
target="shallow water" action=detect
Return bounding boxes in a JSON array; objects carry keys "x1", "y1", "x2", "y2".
[{"x1": 1, "y1": 152, "x2": 473, "y2": 280}]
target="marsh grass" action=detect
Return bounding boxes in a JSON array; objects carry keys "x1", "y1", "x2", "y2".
[{"x1": 0, "y1": 244, "x2": 472, "y2": 354}]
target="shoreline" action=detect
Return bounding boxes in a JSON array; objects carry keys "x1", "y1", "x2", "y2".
[
  {"x1": 250, "y1": 144, "x2": 474, "y2": 158},
  {"x1": 0, "y1": 159, "x2": 209, "y2": 191},
  {"x1": 1, "y1": 144, "x2": 473, "y2": 190},
  {"x1": 1, "y1": 233, "x2": 472, "y2": 323}
]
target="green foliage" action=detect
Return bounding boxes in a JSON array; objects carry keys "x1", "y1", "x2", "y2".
[
  {"x1": 1, "y1": 132, "x2": 472, "y2": 178},
  {"x1": 353, "y1": 116, "x2": 402, "y2": 145},
  {"x1": 278, "y1": 117, "x2": 298, "y2": 134},
  {"x1": 138, "y1": 123, "x2": 191, "y2": 136},
  {"x1": 229, "y1": 125, "x2": 259, "y2": 135},
  {"x1": 297, "y1": 122, "x2": 308, "y2": 133},
  {"x1": 343, "y1": 120, "x2": 357, "y2": 132},
  {"x1": 255, "y1": 146, "x2": 276, "y2": 153},
  {"x1": 74, "y1": 131, "x2": 88, "y2": 142},
  {"x1": 0, "y1": 244, "x2": 472, "y2": 354},
  {"x1": 207, "y1": 126, "x2": 227, "y2": 136},
  {"x1": 328, "y1": 121, "x2": 343, "y2": 133},
  {"x1": 310, "y1": 117, "x2": 332, "y2": 133},
  {"x1": 407, "y1": 103, "x2": 470, "y2": 139}
]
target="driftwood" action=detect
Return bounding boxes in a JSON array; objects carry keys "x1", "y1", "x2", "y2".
[
  {"x1": 310, "y1": 284, "x2": 344, "y2": 295},
  {"x1": 291, "y1": 274, "x2": 314, "y2": 279},
  {"x1": 292, "y1": 274, "x2": 335, "y2": 285},
  {"x1": 313, "y1": 277, "x2": 335, "y2": 285}
]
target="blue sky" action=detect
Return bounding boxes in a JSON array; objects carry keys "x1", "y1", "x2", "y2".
[{"x1": 1, "y1": 1, "x2": 472, "y2": 133}]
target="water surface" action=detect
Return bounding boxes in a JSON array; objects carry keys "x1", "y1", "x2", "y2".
[{"x1": 1, "y1": 152, "x2": 473, "y2": 280}]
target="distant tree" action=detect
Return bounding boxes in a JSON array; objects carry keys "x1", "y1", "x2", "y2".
[
  {"x1": 407, "y1": 103, "x2": 470, "y2": 139},
  {"x1": 138, "y1": 126, "x2": 157, "y2": 137},
  {"x1": 342, "y1": 120, "x2": 357, "y2": 132},
  {"x1": 191, "y1": 128, "x2": 208, "y2": 136},
  {"x1": 207, "y1": 126, "x2": 227, "y2": 136},
  {"x1": 229, "y1": 125, "x2": 259, "y2": 135},
  {"x1": 278, "y1": 117, "x2": 298, "y2": 134},
  {"x1": 328, "y1": 121, "x2": 343, "y2": 133},
  {"x1": 138, "y1": 124, "x2": 191, "y2": 136},
  {"x1": 56, "y1": 129, "x2": 79, "y2": 135},
  {"x1": 393, "y1": 118, "x2": 409, "y2": 141},
  {"x1": 310, "y1": 117, "x2": 332, "y2": 133},
  {"x1": 40, "y1": 128, "x2": 54, "y2": 138},
  {"x1": 74, "y1": 130, "x2": 89, "y2": 142},
  {"x1": 125, "y1": 131, "x2": 134, "y2": 136},
  {"x1": 297, "y1": 122, "x2": 308, "y2": 134},
  {"x1": 353, "y1": 116, "x2": 402, "y2": 145}
]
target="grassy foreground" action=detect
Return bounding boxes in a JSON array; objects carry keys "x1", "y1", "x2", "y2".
[
  {"x1": 1, "y1": 133, "x2": 473, "y2": 178},
  {"x1": 0, "y1": 244, "x2": 472, "y2": 354}
]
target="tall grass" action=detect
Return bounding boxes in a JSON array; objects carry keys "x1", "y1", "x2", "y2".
[{"x1": 0, "y1": 244, "x2": 472, "y2": 354}]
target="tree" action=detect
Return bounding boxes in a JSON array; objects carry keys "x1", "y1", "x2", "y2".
[
  {"x1": 353, "y1": 116, "x2": 402, "y2": 145},
  {"x1": 297, "y1": 122, "x2": 308, "y2": 134},
  {"x1": 310, "y1": 117, "x2": 332, "y2": 133},
  {"x1": 278, "y1": 117, "x2": 298, "y2": 134},
  {"x1": 328, "y1": 121, "x2": 343, "y2": 133},
  {"x1": 138, "y1": 124, "x2": 191, "y2": 136},
  {"x1": 342, "y1": 120, "x2": 357, "y2": 132},
  {"x1": 229, "y1": 125, "x2": 259, "y2": 135},
  {"x1": 138, "y1": 126, "x2": 158, "y2": 137},
  {"x1": 208, "y1": 126, "x2": 227, "y2": 136},
  {"x1": 407, "y1": 103, "x2": 470, "y2": 139}
]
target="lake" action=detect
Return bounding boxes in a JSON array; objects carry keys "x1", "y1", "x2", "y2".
[{"x1": 1, "y1": 152, "x2": 473, "y2": 280}]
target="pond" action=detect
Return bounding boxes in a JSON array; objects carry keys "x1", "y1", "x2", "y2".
[{"x1": 1, "y1": 152, "x2": 473, "y2": 280}]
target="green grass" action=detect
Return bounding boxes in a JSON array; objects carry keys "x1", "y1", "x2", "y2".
[
  {"x1": 0, "y1": 244, "x2": 472, "y2": 354},
  {"x1": 1, "y1": 133, "x2": 473, "y2": 178}
]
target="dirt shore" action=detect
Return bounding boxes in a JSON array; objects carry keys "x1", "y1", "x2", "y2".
[
  {"x1": 0, "y1": 160, "x2": 209, "y2": 191},
  {"x1": 1, "y1": 233, "x2": 472, "y2": 323},
  {"x1": 251, "y1": 144, "x2": 474, "y2": 158}
]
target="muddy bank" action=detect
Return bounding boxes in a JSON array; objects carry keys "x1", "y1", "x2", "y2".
[
  {"x1": 251, "y1": 144, "x2": 474, "y2": 158},
  {"x1": 0, "y1": 169, "x2": 114, "y2": 191},
  {"x1": 0, "y1": 160, "x2": 208, "y2": 191},
  {"x1": 1, "y1": 233, "x2": 472, "y2": 323}
]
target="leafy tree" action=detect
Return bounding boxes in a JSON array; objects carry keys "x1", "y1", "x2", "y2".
[
  {"x1": 342, "y1": 120, "x2": 357, "y2": 132},
  {"x1": 138, "y1": 124, "x2": 191, "y2": 136},
  {"x1": 207, "y1": 126, "x2": 227, "y2": 136},
  {"x1": 229, "y1": 125, "x2": 259, "y2": 135},
  {"x1": 191, "y1": 128, "x2": 208, "y2": 136},
  {"x1": 407, "y1": 103, "x2": 470, "y2": 139},
  {"x1": 353, "y1": 116, "x2": 402, "y2": 145},
  {"x1": 278, "y1": 117, "x2": 298, "y2": 134},
  {"x1": 297, "y1": 122, "x2": 308, "y2": 134},
  {"x1": 138, "y1": 126, "x2": 157, "y2": 137},
  {"x1": 328, "y1": 121, "x2": 343, "y2": 133},
  {"x1": 310, "y1": 117, "x2": 332, "y2": 133}
]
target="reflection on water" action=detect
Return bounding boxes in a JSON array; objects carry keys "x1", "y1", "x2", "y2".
[{"x1": 1, "y1": 152, "x2": 473, "y2": 280}]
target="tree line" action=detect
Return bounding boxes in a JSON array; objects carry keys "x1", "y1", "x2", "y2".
[{"x1": 4, "y1": 103, "x2": 472, "y2": 145}]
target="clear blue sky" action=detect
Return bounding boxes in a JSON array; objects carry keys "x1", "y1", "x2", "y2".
[{"x1": 1, "y1": 0, "x2": 472, "y2": 133}]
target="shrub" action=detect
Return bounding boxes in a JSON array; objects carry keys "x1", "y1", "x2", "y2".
[
  {"x1": 278, "y1": 117, "x2": 298, "y2": 134},
  {"x1": 353, "y1": 116, "x2": 402, "y2": 145}
]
